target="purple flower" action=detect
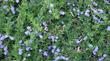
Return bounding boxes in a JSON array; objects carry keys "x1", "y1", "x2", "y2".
[
  {"x1": 93, "y1": 46, "x2": 99, "y2": 55},
  {"x1": 51, "y1": 46, "x2": 60, "y2": 55},
  {"x1": 48, "y1": 35, "x2": 58, "y2": 42},
  {"x1": 104, "y1": 0, "x2": 110, "y2": 4},
  {"x1": 107, "y1": 26, "x2": 110, "y2": 31},
  {"x1": 92, "y1": 15, "x2": 103, "y2": 23},
  {"x1": 15, "y1": 0, "x2": 19, "y2": 3},
  {"x1": 18, "y1": 48, "x2": 23, "y2": 55},
  {"x1": 92, "y1": 8, "x2": 104, "y2": 14},
  {"x1": 4, "y1": 46, "x2": 8, "y2": 55},
  {"x1": 0, "y1": 44, "x2": 4, "y2": 48},
  {"x1": 26, "y1": 47, "x2": 32, "y2": 51},
  {"x1": 11, "y1": 5, "x2": 15, "y2": 14},
  {"x1": 3, "y1": 5, "x2": 8, "y2": 9},
  {"x1": 75, "y1": 39, "x2": 81, "y2": 44},
  {"x1": 25, "y1": 31, "x2": 31, "y2": 35},
  {"x1": 54, "y1": 56, "x2": 69, "y2": 61},
  {"x1": 60, "y1": 10, "x2": 65, "y2": 16},
  {"x1": 43, "y1": 51, "x2": 48, "y2": 57},
  {"x1": 92, "y1": 2, "x2": 97, "y2": 6},
  {"x1": 0, "y1": 35, "x2": 8, "y2": 41},
  {"x1": 48, "y1": 46, "x2": 53, "y2": 50},
  {"x1": 98, "y1": 54, "x2": 107, "y2": 61},
  {"x1": 29, "y1": 39, "x2": 33, "y2": 43},
  {"x1": 19, "y1": 40, "x2": 24, "y2": 46},
  {"x1": 19, "y1": 40, "x2": 23, "y2": 44},
  {"x1": 54, "y1": 48, "x2": 60, "y2": 55},
  {"x1": 84, "y1": 9, "x2": 90, "y2": 17}
]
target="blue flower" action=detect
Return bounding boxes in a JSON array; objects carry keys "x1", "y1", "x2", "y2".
[
  {"x1": 54, "y1": 48, "x2": 60, "y2": 55},
  {"x1": 48, "y1": 35, "x2": 58, "y2": 42},
  {"x1": 19, "y1": 40, "x2": 24, "y2": 46},
  {"x1": 107, "y1": 26, "x2": 110, "y2": 31},
  {"x1": 98, "y1": 54, "x2": 107, "y2": 61},
  {"x1": 26, "y1": 46, "x2": 32, "y2": 51},
  {"x1": 0, "y1": 35, "x2": 8, "y2": 41},
  {"x1": 0, "y1": 44, "x2": 4, "y2": 48},
  {"x1": 18, "y1": 48, "x2": 23, "y2": 55},
  {"x1": 48, "y1": 46, "x2": 53, "y2": 50},
  {"x1": 92, "y1": 46, "x2": 98, "y2": 55},
  {"x1": 4, "y1": 46, "x2": 8, "y2": 55},
  {"x1": 15, "y1": 0, "x2": 19, "y2": 3},
  {"x1": 60, "y1": 10, "x2": 65, "y2": 16},
  {"x1": 54, "y1": 56, "x2": 69, "y2": 61},
  {"x1": 43, "y1": 51, "x2": 48, "y2": 57},
  {"x1": 11, "y1": 5, "x2": 15, "y2": 14},
  {"x1": 29, "y1": 39, "x2": 33, "y2": 43},
  {"x1": 25, "y1": 31, "x2": 31, "y2": 35}
]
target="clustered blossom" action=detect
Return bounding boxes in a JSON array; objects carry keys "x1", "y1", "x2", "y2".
[
  {"x1": 39, "y1": 45, "x2": 61, "y2": 57},
  {"x1": 0, "y1": 0, "x2": 109, "y2": 60},
  {"x1": 18, "y1": 39, "x2": 33, "y2": 56},
  {"x1": 49, "y1": 45, "x2": 61, "y2": 55},
  {"x1": 0, "y1": 34, "x2": 14, "y2": 56},
  {"x1": 2, "y1": 0, "x2": 21, "y2": 15}
]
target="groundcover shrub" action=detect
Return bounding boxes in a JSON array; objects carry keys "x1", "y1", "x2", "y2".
[{"x1": 0, "y1": 0, "x2": 110, "y2": 61}]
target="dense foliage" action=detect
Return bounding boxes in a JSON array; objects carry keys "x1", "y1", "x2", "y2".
[{"x1": 0, "y1": 0, "x2": 110, "y2": 61}]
